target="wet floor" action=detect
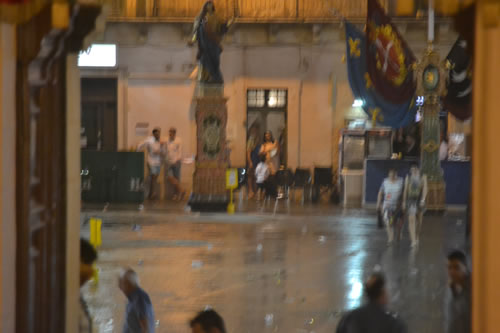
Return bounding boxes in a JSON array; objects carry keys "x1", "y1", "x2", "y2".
[{"x1": 81, "y1": 204, "x2": 467, "y2": 333}]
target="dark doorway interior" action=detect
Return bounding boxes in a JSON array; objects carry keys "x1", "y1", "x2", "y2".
[{"x1": 81, "y1": 78, "x2": 118, "y2": 151}]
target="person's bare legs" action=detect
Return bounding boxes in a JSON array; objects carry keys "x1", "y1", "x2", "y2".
[
  {"x1": 248, "y1": 170, "x2": 256, "y2": 199},
  {"x1": 416, "y1": 211, "x2": 424, "y2": 244},
  {"x1": 384, "y1": 210, "x2": 394, "y2": 244},
  {"x1": 167, "y1": 175, "x2": 185, "y2": 200},
  {"x1": 408, "y1": 214, "x2": 417, "y2": 247}
]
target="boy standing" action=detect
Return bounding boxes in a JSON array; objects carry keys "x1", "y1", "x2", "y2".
[{"x1": 255, "y1": 155, "x2": 270, "y2": 201}]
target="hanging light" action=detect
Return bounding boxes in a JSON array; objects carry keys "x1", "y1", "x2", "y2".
[{"x1": 352, "y1": 99, "x2": 364, "y2": 107}]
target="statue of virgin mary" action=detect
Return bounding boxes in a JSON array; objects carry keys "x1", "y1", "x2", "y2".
[{"x1": 190, "y1": 1, "x2": 233, "y2": 84}]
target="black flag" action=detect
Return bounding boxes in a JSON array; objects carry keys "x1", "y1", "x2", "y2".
[{"x1": 443, "y1": 37, "x2": 472, "y2": 120}]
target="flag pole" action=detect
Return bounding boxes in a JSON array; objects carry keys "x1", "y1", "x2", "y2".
[{"x1": 428, "y1": 0, "x2": 435, "y2": 43}]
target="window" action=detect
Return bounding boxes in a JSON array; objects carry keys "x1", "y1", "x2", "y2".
[
  {"x1": 268, "y1": 89, "x2": 287, "y2": 108},
  {"x1": 78, "y1": 44, "x2": 117, "y2": 68},
  {"x1": 247, "y1": 89, "x2": 287, "y2": 109},
  {"x1": 247, "y1": 90, "x2": 265, "y2": 107}
]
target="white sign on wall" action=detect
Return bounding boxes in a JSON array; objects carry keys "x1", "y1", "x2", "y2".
[{"x1": 78, "y1": 44, "x2": 117, "y2": 68}]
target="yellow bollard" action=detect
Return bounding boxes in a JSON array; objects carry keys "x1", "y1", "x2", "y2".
[
  {"x1": 89, "y1": 218, "x2": 102, "y2": 248},
  {"x1": 95, "y1": 218, "x2": 102, "y2": 248},
  {"x1": 89, "y1": 218, "x2": 96, "y2": 245},
  {"x1": 226, "y1": 169, "x2": 238, "y2": 214},
  {"x1": 227, "y1": 189, "x2": 235, "y2": 214},
  {"x1": 89, "y1": 217, "x2": 103, "y2": 284}
]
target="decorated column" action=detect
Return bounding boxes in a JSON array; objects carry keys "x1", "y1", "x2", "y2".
[
  {"x1": 189, "y1": 85, "x2": 229, "y2": 211},
  {"x1": 187, "y1": 1, "x2": 234, "y2": 211},
  {"x1": 415, "y1": 47, "x2": 448, "y2": 210},
  {"x1": 414, "y1": 0, "x2": 448, "y2": 210}
]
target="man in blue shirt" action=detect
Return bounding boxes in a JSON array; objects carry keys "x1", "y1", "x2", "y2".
[{"x1": 119, "y1": 269, "x2": 155, "y2": 333}]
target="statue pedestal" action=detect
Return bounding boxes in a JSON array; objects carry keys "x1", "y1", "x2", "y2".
[
  {"x1": 188, "y1": 84, "x2": 229, "y2": 212},
  {"x1": 426, "y1": 180, "x2": 446, "y2": 210}
]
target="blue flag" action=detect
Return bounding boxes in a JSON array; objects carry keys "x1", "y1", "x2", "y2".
[{"x1": 344, "y1": 21, "x2": 416, "y2": 128}]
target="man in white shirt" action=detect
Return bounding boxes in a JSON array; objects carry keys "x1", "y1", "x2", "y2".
[
  {"x1": 377, "y1": 169, "x2": 404, "y2": 244},
  {"x1": 137, "y1": 128, "x2": 164, "y2": 199},
  {"x1": 165, "y1": 127, "x2": 185, "y2": 200}
]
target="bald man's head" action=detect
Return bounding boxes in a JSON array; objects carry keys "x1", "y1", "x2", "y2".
[{"x1": 119, "y1": 268, "x2": 140, "y2": 296}]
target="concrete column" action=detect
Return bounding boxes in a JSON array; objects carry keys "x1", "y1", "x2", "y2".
[
  {"x1": 472, "y1": 2, "x2": 500, "y2": 332},
  {"x1": 65, "y1": 53, "x2": 81, "y2": 333},
  {"x1": 0, "y1": 22, "x2": 17, "y2": 333}
]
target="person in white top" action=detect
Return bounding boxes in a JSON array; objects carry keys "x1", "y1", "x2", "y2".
[
  {"x1": 403, "y1": 165, "x2": 428, "y2": 248},
  {"x1": 439, "y1": 137, "x2": 449, "y2": 161},
  {"x1": 165, "y1": 128, "x2": 186, "y2": 200},
  {"x1": 255, "y1": 155, "x2": 270, "y2": 200},
  {"x1": 377, "y1": 169, "x2": 404, "y2": 244},
  {"x1": 137, "y1": 128, "x2": 165, "y2": 199}
]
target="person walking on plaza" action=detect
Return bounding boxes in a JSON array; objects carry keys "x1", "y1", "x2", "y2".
[
  {"x1": 377, "y1": 169, "x2": 404, "y2": 244},
  {"x1": 403, "y1": 164, "x2": 428, "y2": 248},
  {"x1": 445, "y1": 250, "x2": 471, "y2": 333},
  {"x1": 190, "y1": 309, "x2": 227, "y2": 333},
  {"x1": 165, "y1": 127, "x2": 186, "y2": 200},
  {"x1": 255, "y1": 154, "x2": 270, "y2": 201},
  {"x1": 119, "y1": 268, "x2": 155, "y2": 333},
  {"x1": 336, "y1": 272, "x2": 407, "y2": 333},
  {"x1": 246, "y1": 123, "x2": 261, "y2": 199},
  {"x1": 80, "y1": 238, "x2": 97, "y2": 333},
  {"x1": 260, "y1": 130, "x2": 280, "y2": 198},
  {"x1": 137, "y1": 128, "x2": 165, "y2": 200}
]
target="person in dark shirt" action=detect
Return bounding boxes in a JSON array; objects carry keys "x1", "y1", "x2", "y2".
[
  {"x1": 445, "y1": 250, "x2": 471, "y2": 333},
  {"x1": 190, "y1": 309, "x2": 227, "y2": 333},
  {"x1": 336, "y1": 272, "x2": 407, "y2": 333},
  {"x1": 119, "y1": 268, "x2": 155, "y2": 333}
]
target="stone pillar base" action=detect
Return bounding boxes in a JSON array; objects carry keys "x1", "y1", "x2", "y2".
[
  {"x1": 188, "y1": 86, "x2": 229, "y2": 212},
  {"x1": 426, "y1": 180, "x2": 446, "y2": 211}
]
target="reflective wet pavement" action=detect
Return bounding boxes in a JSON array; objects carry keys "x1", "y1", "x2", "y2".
[{"x1": 81, "y1": 204, "x2": 467, "y2": 333}]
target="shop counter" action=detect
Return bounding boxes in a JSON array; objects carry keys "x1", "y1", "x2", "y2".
[{"x1": 363, "y1": 159, "x2": 471, "y2": 207}]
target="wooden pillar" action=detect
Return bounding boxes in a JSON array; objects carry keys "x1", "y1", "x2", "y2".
[
  {"x1": 0, "y1": 22, "x2": 17, "y2": 333},
  {"x1": 472, "y1": 1, "x2": 500, "y2": 332}
]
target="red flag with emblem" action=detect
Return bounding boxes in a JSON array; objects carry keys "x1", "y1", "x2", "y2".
[{"x1": 366, "y1": 0, "x2": 416, "y2": 104}]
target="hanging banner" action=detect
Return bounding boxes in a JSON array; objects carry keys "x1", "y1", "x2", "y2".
[
  {"x1": 366, "y1": 0, "x2": 416, "y2": 104},
  {"x1": 345, "y1": 21, "x2": 416, "y2": 128},
  {"x1": 443, "y1": 37, "x2": 472, "y2": 120}
]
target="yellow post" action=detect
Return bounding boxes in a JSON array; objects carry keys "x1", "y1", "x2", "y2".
[
  {"x1": 89, "y1": 218, "x2": 102, "y2": 284},
  {"x1": 89, "y1": 218, "x2": 96, "y2": 245},
  {"x1": 95, "y1": 218, "x2": 102, "y2": 248},
  {"x1": 226, "y1": 169, "x2": 238, "y2": 214},
  {"x1": 227, "y1": 189, "x2": 235, "y2": 214}
]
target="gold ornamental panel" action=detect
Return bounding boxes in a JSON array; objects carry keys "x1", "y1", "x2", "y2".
[
  {"x1": 237, "y1": 0, "x2": 297, "y2": 20},
  {"x1": 107, "y1": 0, "x2": 394, "y2": 21},
  {"x1": 157, "y1": 0, "x2": 234, "y2": 19}
]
